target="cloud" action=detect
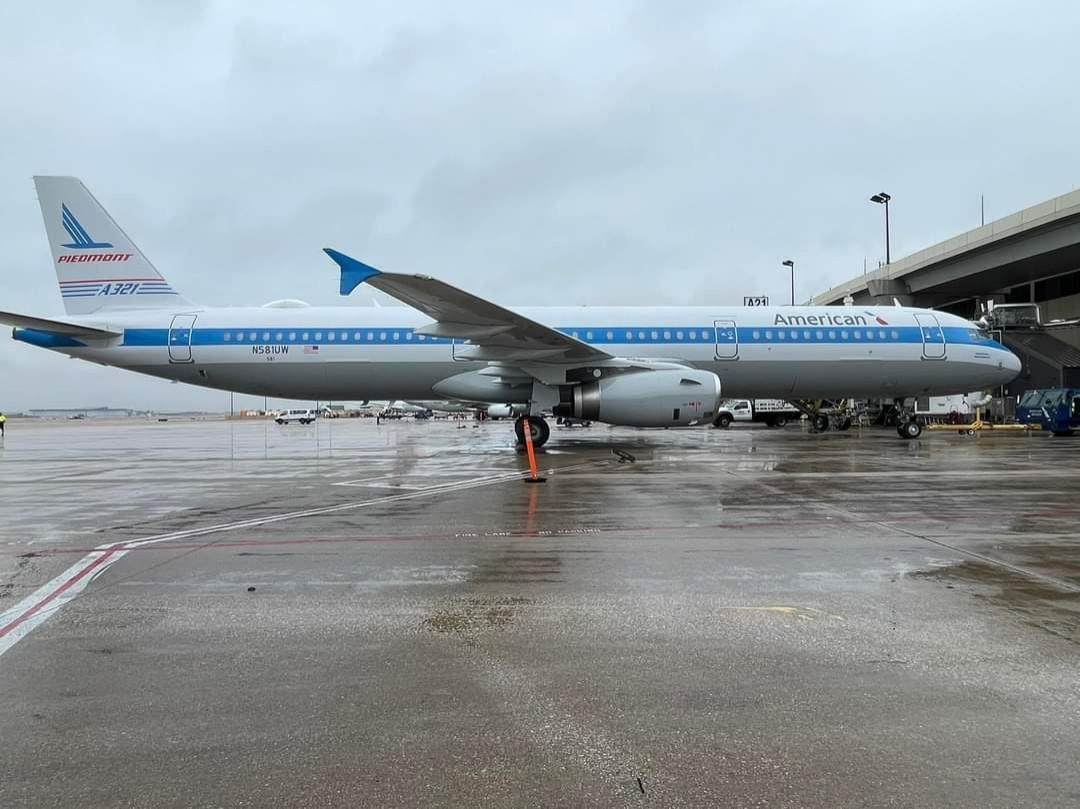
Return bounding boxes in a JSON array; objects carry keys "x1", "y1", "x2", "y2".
[{"x1": 2, "y1": 0, "x2": 1079, "y2": 409}]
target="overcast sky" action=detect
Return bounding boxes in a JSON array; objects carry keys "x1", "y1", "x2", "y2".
[{"x1": 2, "y1": 0, "x2": 1079, "y2": 411}]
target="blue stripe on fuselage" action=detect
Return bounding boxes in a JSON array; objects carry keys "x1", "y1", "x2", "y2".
[{"x1": 116, "y1": 325, "x2": 1010, "y2": 352}]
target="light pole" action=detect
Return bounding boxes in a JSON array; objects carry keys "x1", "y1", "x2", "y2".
[
  {"x1": 869, "y1": 192, "x2": 892, "y2": 265},
  {"x1": 781, "y1": 259, "x2": 795, "y2": 305}
]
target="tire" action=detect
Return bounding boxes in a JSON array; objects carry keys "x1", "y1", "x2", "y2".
[
  {"x1": 773, "y1": 416, "x2": 788, "y2": 428},
  {"x1": 1052, "y1": 430, "x2": 1075, "y2": 437},
  {"x1": 275, "y1": 419, "x2": 284, "y2": 425},
  {"x1": 837, "y1": 417, "x2": 851, "y2": 431},
  {"x1": 901, "y1": 420, "x2": 922, "y2": 439},
  {"x1": 813, "y1": 414, "x2": 829, "y2": 432},
  {"x1": 716, "y1": 413, "x2": 733, "y2": 429},
  {"x1": 514, "y1": 416, "x2": 550, "y2": 448}
]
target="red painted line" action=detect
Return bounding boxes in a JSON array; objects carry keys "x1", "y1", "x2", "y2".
[
  {"x1": 59, "y1": 277, "x2": 165, "y2": 284},
  {"x1": 5, "y1": 507, "x2": 1080, "y2": 558},
  {"x1": 0, "y1": 549, "x2": 118, "y2": 639}
]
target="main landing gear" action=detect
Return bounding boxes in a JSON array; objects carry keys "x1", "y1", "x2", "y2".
[
  {"x1": 514, "y1": 415, "x2": 551, "y2": 448},
  {"x1": 891, "y1": 398, "x2": 923, "y2": 439}
]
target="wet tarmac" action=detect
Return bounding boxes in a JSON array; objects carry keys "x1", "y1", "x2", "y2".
[{"x1": 1, "y1": 417, "x2": 1078, "y2": 808}]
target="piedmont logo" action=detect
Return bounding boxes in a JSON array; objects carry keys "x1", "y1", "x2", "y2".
[{"x1": 56, "y1": 203, "x2": 131, "y2": 263}]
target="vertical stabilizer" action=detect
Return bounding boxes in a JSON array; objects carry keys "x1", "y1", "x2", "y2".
[{"x1": 33, "y1": 176, "x2": 192, "y2": 315}]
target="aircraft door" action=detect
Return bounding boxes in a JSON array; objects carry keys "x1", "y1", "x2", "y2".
[
  {"x1": 714, "y1": 319, "x2": 738, "y2": 359},
  {"x1": 914, "y1": 313, "x2": 946, "y2": 359},
  {"x1": 168, "y1": 314, "x2": 197, "y2": 363}
]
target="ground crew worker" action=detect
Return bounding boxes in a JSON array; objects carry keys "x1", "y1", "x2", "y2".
[{"x1": 0, "y1": 412, "x2": 6, "y2": 437}]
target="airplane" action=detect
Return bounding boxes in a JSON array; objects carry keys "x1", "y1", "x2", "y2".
[{"x1": 2, "y1": 177, "x2": 1021, "y2": 445}]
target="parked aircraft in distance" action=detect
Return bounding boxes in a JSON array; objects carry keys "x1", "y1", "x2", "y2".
[{"x1": 2, "y1": 177, "x2": 1021, "y2": 445}]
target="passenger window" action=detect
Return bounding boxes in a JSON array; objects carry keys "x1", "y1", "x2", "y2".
[
  {"x1": 275, "y1": 332, "x2": 283, "y2": 341},
  {"x1": 607, "y1": 331, "x2": 614, "y2": 340},
  {"x1": 327, "y1": 332, "x2": 335, "y2": 341},
  {"x1": 626, "y1": 331, "x2": 633, "y2": 340},
  {"x1": 651, "y1": 330, "x2": 658, "y2": 340},
  {"x1": 676, "y1": 330, "x2": 683, "y2": 339},
  {"x1": 840, "y1": 330, "x2": 849, "y2": 339},
  {"x1": 367, "y1": 332, "x2": 374, "y2": 341},
  {"x1": 790, "y1": 330, "x2": 798, "y2": 339},
  {"x1": 262, "y1": 332, "x2": 270, "y2": 341},
  {"x1": 765, "y1": 330, "x2": 773, "y2": 339},
  {"x1": 249, "y1": 332, "x2": 257, "y2": 341},
  {"x1": 853, "y1": 330, "x2": 861, "y2": 339},
  {"x1": 778, "y1": 330, "x2": 786, "y2": 339},
  {"x1": 224, "y1": 332, "x2": 231, "y2": 341},
  {"x1": 380, "y1": 332, "x2": 387, "y2": 341},
  {"x1": 689, "y1": 330, "x2": 697, "y2": 340},
  {"x1": 405, "y1": 332, "x2": 413, "y2": 340},
  {"x1": 663, "y1": 331, "x2": 671, "y2": 339},
  {"x1": 289, "y1": 332, "x2": 296, "y2": 341},
  {"x1": 815, "y1": 330, "x2": 823, "y2": 339},
  {"x1": 393, "y1": 332, "x2": 400, "y2": 340},
  {"x1": 314, "y1": 332, "x2": 322, "y2": 340},
  {"x1": 752, "y1": 330, "x2": 760, "y2": 340},
  {"x1": 302, "y1": 332, "x2": 309, "y2": 340},
  {"x1": 828, "y1": 330, "x2": 836, "y2": 339}
]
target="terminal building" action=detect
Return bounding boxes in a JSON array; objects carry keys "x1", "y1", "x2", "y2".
[{"x1": 812, "y1": 189, "x2": 1080, "y2": 397}]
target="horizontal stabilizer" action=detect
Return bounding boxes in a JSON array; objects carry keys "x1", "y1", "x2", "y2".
[{"x1": 0, "y1": 310, "x2": 119, "y2": 337}]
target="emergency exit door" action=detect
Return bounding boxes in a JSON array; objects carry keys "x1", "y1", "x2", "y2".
[
  {"x1": 714, "y1": 319, "x2": 739, "y2": 359},
  {"x1": 914, "y1": 313, "x2": 946, "y2": 359},
  {"x1": 168, "y1": 314, "x2": 197, "y2": 363}
]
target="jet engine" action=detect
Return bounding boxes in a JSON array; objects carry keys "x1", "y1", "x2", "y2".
[{"x1": 552, "y1": 369, "x2": 722, "y2": 427}]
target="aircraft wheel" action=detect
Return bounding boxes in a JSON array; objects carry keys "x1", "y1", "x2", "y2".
[
  {"x1": 813, "y1": 414, "x2": 830, "y2": 432},
  {"x1": 515, "y1": 415, "x2": 550, "y2": 448},
  {"x1": 900, "y1": 420, "x2": 922, "y2": 439}
]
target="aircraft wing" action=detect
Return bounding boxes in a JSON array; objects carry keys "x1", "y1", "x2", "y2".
[
  {"x1": 0, "y1": 310, "x2": 120, "y2": 337},
  {"x1": 324, "y1": 249, "x2": 611, "y2": 363}
]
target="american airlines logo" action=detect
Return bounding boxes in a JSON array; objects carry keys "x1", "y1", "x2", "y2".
[{"x1": 56, "y1": 203, "x2": 131, "y2": 263}]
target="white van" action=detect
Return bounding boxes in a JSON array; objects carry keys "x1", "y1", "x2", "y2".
[{"x1": 275, "y1": 408, "x2": 317, "y2": 425}]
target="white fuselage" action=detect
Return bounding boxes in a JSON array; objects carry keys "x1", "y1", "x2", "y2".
[{"x1": 14, "y1": 304, "x2": 1020, "y2": 402}]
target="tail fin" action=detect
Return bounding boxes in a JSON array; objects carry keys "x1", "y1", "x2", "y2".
[{"x1": 33, "y1": 176, "x2": 193, "y2": 315}]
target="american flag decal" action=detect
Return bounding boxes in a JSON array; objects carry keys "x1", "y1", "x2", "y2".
[{"x1": 304, "y1": 345, "x2": 320, "y2": 354}]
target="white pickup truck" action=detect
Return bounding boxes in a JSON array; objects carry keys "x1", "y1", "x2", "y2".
[{"x1": 713, "y1": 399, "x2": 800, "y2": 429}]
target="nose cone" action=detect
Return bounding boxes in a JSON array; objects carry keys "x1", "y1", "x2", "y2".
[{"x1": 1000, "y1": 348, "x2": 1022, "y2": 380}]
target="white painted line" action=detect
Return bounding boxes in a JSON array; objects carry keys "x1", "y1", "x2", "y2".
[
  {"x1": 0, "y1": 460, "x2": 597, "y2": 659},
  {"x1": 0, "y1": 546, "x2": 127, "y2": 657}
]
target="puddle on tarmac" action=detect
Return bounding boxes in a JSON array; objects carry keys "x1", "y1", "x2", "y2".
[
  {"x1": 422, "y1": 595, "x2": 531, "y2": 642},
  {"x1": 912, "y1": 560, "x2": 1080, "y2": 645}
]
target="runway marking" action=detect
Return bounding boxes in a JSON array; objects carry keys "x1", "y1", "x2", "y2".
[
  {"x1": 0, "y1": 460, "x2": 598, "y2": 659},
  {"x1": 0, "y1": 547, "x2": 127, "y2": 657}
]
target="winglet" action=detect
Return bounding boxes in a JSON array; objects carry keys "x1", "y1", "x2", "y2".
[{"x1": 324, "y1": 248, "x2": 382, "y2": 296}]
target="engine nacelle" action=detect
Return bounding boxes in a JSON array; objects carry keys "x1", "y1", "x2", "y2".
[
  {"x1": 552, "y1": 369, "x2": 722, "y2": 427},
  {"x1": 486, "y1": 404, "x2": 520, "y2": 419}
]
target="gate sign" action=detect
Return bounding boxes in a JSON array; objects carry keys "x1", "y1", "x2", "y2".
[{"x1": 743, "y1": 296, "x2": 769, "y2": 306}]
